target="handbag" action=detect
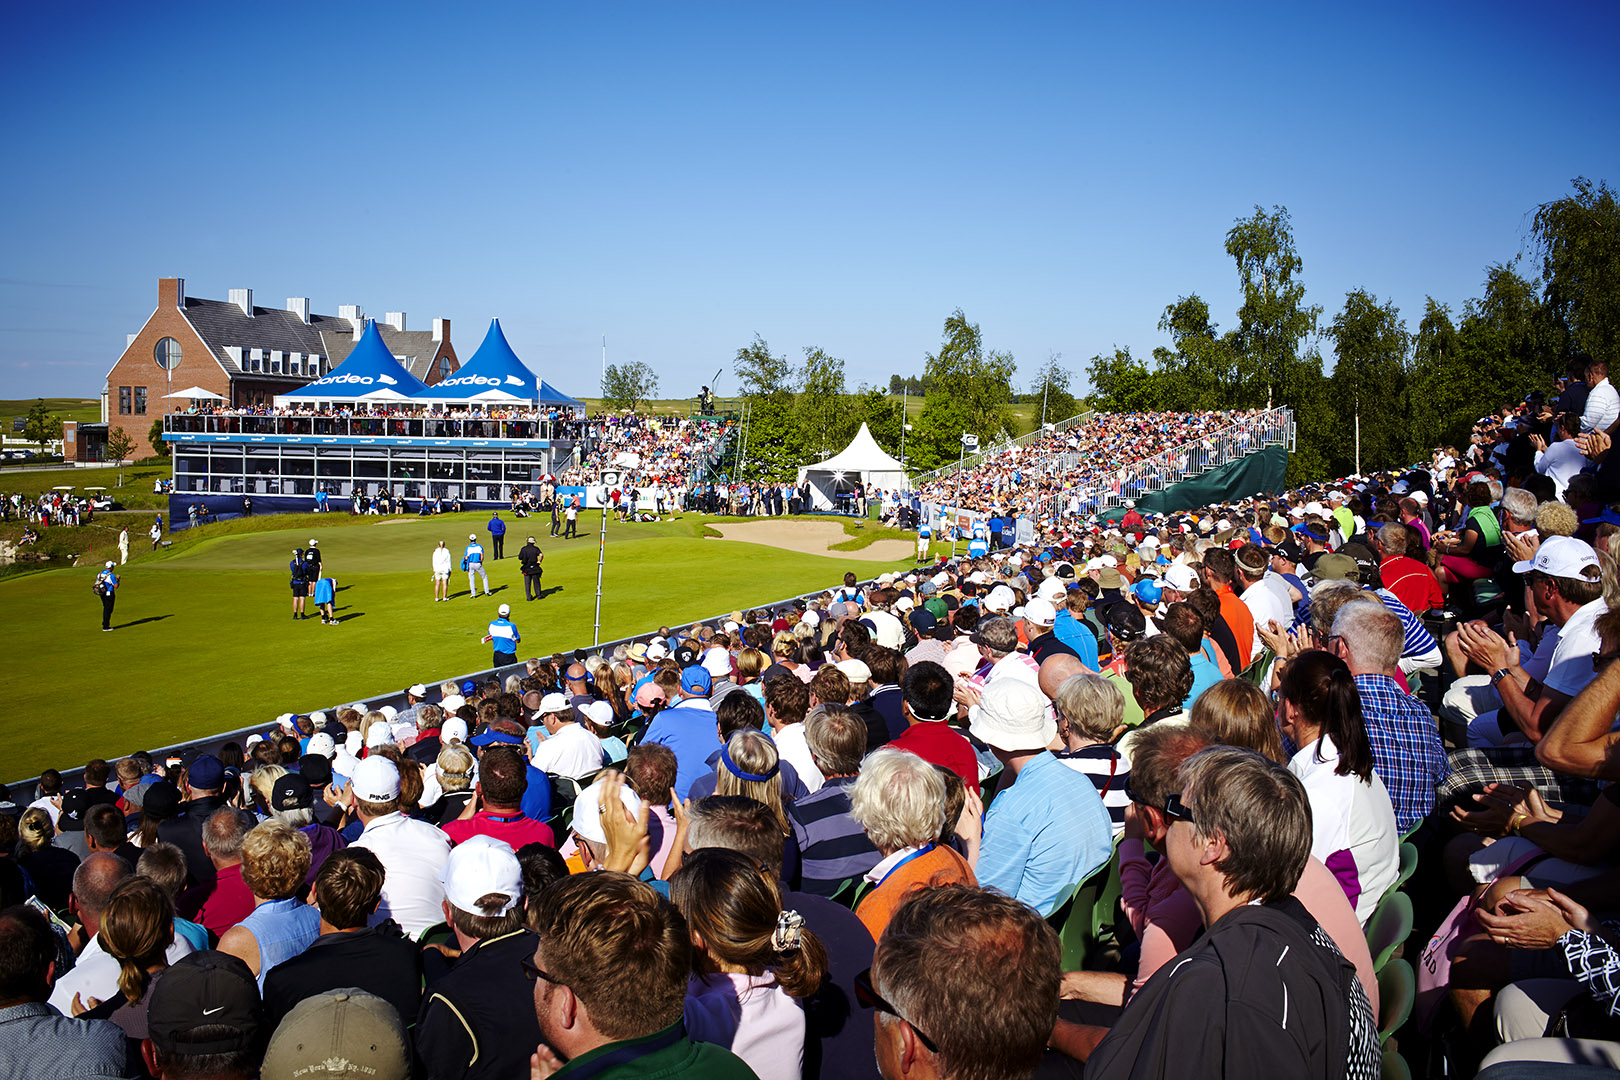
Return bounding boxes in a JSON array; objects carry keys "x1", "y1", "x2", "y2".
[{"x1": 1416, "y1": 848, "x2": 1552, "y2": 1032}]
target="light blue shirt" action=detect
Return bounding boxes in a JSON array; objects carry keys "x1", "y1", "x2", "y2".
[
  {"x1": 1184, "y1": 650, "x2": 1223, "y2": 711},
  {"x1": 1053, "y1": 610, "x2": 1100, "y2": 671},
  {"x1": 487, "y1": 617, "x2": 520, "y2": 653},
  {"x1": 976, "y1": 751, "x2": 1113, "y2": 916},
  {"x1": 465, "y1": 541, "x2": 484, "y2": 565}
]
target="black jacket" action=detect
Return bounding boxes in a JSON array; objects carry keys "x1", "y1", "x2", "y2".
[
  {"x1": 1085, "y1": 896, "x2": 1378, "y2": 1080},
  {"x1": 262, "y1": 924, "x2": 425, "y2": 1029},
  {"x1": 158, "y1": 793, "x2": 228, "y2": 894},
  {"x1": 416, "y1": 928, "x2": 543, "y2": 1080}
]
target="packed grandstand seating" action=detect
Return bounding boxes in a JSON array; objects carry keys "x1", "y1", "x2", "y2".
[{"x1": 9, "y1": 381, "x2": 1620, "y2": 1080}]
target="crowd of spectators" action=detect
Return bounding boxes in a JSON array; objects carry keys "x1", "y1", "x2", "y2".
[{"x1": 10, "y1": 378, "x2": 1620, "y2": 1079}]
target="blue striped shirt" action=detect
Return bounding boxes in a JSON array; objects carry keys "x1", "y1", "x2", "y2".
[
  {"x1": 789, "y1": 776, "x2": 880, "y2": 896},
  {"x1": 977, "y1": 751, "x2": 1114, "y2": 916},
  {"x1": 1354, "y1": 673, "x2": 1448, "y2": 831}
]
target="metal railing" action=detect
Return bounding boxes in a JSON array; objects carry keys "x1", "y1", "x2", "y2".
[
  {"x1": 907, "y1": 409, "x2": 1096, "y2": 488},
  {"x1": 1024, "y1": 406, "x2": 1294, "y2": 518},
  {"x1": 164, "y1": 414, "x2": 588, "y2": 442}
]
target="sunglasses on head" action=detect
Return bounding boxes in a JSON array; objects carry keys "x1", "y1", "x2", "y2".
[{"x1": 854, "y1": 968, "x2": 938, "y2": 1053}]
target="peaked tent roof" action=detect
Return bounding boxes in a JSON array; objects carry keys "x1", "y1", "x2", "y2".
[
  {"x1": 536, "y1": 380, "x2": 585, "y2": 409},
  {"x1": 803, "y1": 422, "x2": 907, "y2": 474},
  {"x1": 418, "y1": 318, "x2": 545, "y2": 402},
  {"x1": 280, "y1": 320, "x2": 429, "y2": 400}
]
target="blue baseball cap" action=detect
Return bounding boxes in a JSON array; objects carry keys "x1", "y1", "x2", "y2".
[
  {"x1": 188, "y1": 754, "x2": 226, "y2": 791},
  {"x1": 680, "y1": 666, "x2": 712, "y2": 695},
  {"x1": 1132, "y1": 578, "x2": 1163, "y2": 605}
]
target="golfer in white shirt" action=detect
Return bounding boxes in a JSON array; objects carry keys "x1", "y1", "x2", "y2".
[{"x1": 431, "y1": 540, "x2": 453, "y2": 602}]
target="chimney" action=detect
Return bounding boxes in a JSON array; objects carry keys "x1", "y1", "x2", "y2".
[
  {"x1": 287, "y1": 297, "x2": 311, "y2": 324},
  {"x1": 158, "y1": 277, "x2": 184, "y2": 309},
  {"x1": 229, "y1": 288, "x2": 253, "y2": 317},
  {"x1": 338, "y1": 305, "x2": 365, "y2": 340},
  {"x1": 385, "y1": 311, "x2": 406, "y2": 332},
  {"x1": 432, "y1": 317, "x2": 449, "y2": 342}
]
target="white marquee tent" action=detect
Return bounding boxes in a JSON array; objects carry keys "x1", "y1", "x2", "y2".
[{"x1": 795, "y1": 422, "x2": 910, "y2": 510}]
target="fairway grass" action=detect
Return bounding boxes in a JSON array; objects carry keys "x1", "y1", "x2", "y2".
[{"x1": 0, "y1": 511, "x2": 913, "y2": 780}]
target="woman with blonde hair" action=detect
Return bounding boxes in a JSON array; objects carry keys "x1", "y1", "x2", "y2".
[
  {"x1": 217, "y1": 820, "x2": 319, "y2": 988},
  {"x1": 246, "y1": 763, "x2": 287, "y2": 818},
  {"x1": 848, "y1": 747, "x2": 975, "y2": 939},
  {"x1": 78, "y1": 877, "x2": 173, "y2": 1037},
  {"x1": 17, "y1": 807, "x2": 77, "y2": 911},
  {"x1": 735, "y1": 648, "x2": 769, "y2": 705},
  {"x1": 715, "y1": 729, "x2": 802, "y2": 884},
  {"x1": 672, "y1": 847, "x2": 828, "y2": 1080},
  {"x1": 1188, "y1": 678, "x2": 1284, "y2": 764}
]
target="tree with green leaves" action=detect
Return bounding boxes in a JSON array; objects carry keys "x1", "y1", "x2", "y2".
[
  {"x1": 1325, "y1": 289, "x2": 1410, "y2": 473},
  {"x1": 732, "y1": 335, "x2": 802, "y2": 481},
  {"x1": 104, "y1": 427, "x2": 136, "y2": 464},
  {"x1": 600, "y1": 361, "x2": 659, "y2": 411},
  {"x1": 1408, "y1": 298, "x2": 1475, "y2": 452},
  {"x1": 149, "y1": 418, "x2": 171, "y2": 457},
  {"x1": 1152, "y1": 295, "x2": 1236, "y2": 411},
  {"x1": 797, "y1": 346, "x2": 847, "y2": 458},
  {"x1": 1225, "y1": 206, "x2": 1323, "y2": 409},
  {"x1": 1532, "y1": 177, "x2": 1619, "y2": 368},
  {"x1": 1083, "y1": 347, "x2": 1161, "y2": 413},
  {"x1": 912, "y1": 310, "x2": 1016, "y2": 469},
  {"x1": 22, "y1": 399, "x2": 61, "y2": 454},
  {"x1": 1028, "y1": 352, "x2": 1077, "y2": 426}
]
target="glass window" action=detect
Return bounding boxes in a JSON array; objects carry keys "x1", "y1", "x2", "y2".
[
  {"x1": 175, "y1": 454, "x2": 208, "y2": 474},
  {"x1": 354, "y1": 450, "x2": 388, "y2": 478},
  {"x1": 467, "y1": 452, "x2": 502, "y2": 483},
  {"x1": 209, "y1": 448, "x2": 244, "y2": 474},
  {"x1": 118, "y1": 386, "x2": 131, "y2": 414},
  {"x1": 244, "y1": 448, "x2": 279, "y2": 476},
  {"x1": 134, "y1": 387, "x2": 147, "y2": 415},
  {"x1": 316, "y1": 451, "x2": 352, "y2": 478},
  {"x1": 153, "y1": 338, "x2": 181, "y2": 371}
]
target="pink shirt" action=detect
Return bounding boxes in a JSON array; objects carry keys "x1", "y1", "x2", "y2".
[{"x1": 1119, "y1": 841, "x2": 1379, "y2": 1013}]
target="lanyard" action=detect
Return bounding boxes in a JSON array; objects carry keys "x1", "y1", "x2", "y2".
[{"x1": 875, "y1": 843, "x2": 937, "y2": 888}]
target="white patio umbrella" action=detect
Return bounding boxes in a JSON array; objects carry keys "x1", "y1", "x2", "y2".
[{"x1": 163, "y1": 386, "x2": 225, "y2": 400}]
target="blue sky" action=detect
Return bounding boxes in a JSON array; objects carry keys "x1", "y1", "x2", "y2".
[{"x1": 2, "y1": 1, "x2": 1616, "y2": 403}]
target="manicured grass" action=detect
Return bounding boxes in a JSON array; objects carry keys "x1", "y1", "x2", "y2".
[
  {"x1": 0, "y1": 397, "x2": 100, "y2": 433},
  {"x1": 0, "y1": 461, "x2": 172, "y2": 510},
  {"x1": 0, "y1": 510, "x2": 914, "y2": 780}
]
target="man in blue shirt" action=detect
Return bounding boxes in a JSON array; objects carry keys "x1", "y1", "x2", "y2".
[
  {"x1": 463, "y1": 534, "x2": 489, "y2": 597},
  {"x1": 482, "y1": 603, "x2": 520, "y2": 667},
  {"x1": 967, "y1": 679, "x2": 1113, "y2": 916},
  {"x1": 487, "y1": 511, "x2": 507, "y2": 559},
  {"x1": 93, "y1": 560, "x2": 118, "y2": 631},
  {"x1": 642, "y1": 667, "x2": 720, "y2": 799}
]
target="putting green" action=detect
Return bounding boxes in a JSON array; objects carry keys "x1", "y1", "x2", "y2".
[{"x1": 0, "y1": 511, "x2": 912, "y2": 780}]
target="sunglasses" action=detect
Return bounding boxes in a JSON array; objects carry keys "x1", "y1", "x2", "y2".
[
  {"x1": 520, "y1": 954, "x2": 564, "y2": 988},
  {"x1": 1163, "y1": 792, "x2": 1197, "y2": 826},
  {"x1": 854, "y1": 968, "x2": 938, "y2": 1053}
]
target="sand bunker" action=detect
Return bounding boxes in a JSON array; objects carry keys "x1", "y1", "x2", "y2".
[{"x1": 708, "y1": 520, "x2": 913, "y2": 562}]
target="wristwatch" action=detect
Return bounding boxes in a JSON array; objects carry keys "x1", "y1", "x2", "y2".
[{"x1": 1491, "y1": 667, "x2": 1512, "y2": 686}]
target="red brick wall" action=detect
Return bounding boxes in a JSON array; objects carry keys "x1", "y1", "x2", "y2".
[
  {"x1": 425, "y1": 329, "x2": 459, "y2": 386},
  {"x1": 105, "y1": 278, "x2": 227, "y2": 456}
]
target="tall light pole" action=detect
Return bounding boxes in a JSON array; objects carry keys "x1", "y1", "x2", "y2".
[{"x1": 953, "y1": 431, "x2": 977, "y2": 559}]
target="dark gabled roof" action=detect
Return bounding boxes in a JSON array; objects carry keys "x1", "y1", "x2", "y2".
[
  {"x1": 320, "y1": 326, "x2": 447, "y2": 381},
  {"x1": 181, "y1": 297, "x2": 338, "y2": 370}
]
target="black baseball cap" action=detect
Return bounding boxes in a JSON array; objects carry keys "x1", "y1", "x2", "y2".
[
  {"x1": 270, "y1": 774, "x2": 313, "y2": 812},
  {"x1": 148, "y1": 952, "x2": 265, "y2": 1054},
  {"x1": 299, "y1": 754, "x2": 333, "y2": 787}
]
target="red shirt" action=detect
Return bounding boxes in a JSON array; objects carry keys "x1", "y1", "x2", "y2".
[
  {"x1": 1380, "y1": 555, "x2": 1444, "y2": 616},
  {"x1": 889, "y1": 722, "x2": 980, "y2": 796},
  {"x1": 441, "y1": 808, "x2": 556, "y2": 851},
  {"x1": 196, "y1": 862, "x2": 256, "y2": 936}
]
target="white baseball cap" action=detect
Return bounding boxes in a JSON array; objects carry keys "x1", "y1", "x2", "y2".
[
  {"x1": 365, "y1": 721, "x2": 394, "y2": 749},
  {"x1": 1162, "y1": 564, "x2": 1200, "y2": 593},
  {"x1": 379, "y1": 705, "x2": 398, "y2": 722},
  {"x1": 408, "y1": 684, "x2": 428, "y2": 698},
  {"x1": 497, "y1": 603, "x2": 511, "y2": 616},
  {"x1": 440, "y1": 835, "x2": 522, "y2": 916},
  {"x1": 1024, "y1": 598, "x2": 1057, "y2": 626},
  {"x1": 308, "y1": 711, "x2": 328, "y2": 730},
  {"x1": 1513, "y1": 535, "x2": 1601, "y2": 579},
  {"x1": 835, "y1": 658, "x2": 872, "y2": 683},
  {"x1": 701, "y1": 649, "x2": 732, "y2": 677},
  {"x1": 581, "y1": 699, "x2": 615, "y2": 729},
  {"x1": 536, "y1": 692, "x2": 570, "y2": 717},
  {"x1": 573, "y1": 779, "x2": 644, "y2": 846},
  {"x1": 441, "y1": 694, "x2": 465, "y2": 713},
  {"x1": 984, "y1": 585, "x2": 1016, "y2": 613},
  {"x1": 645, "y1": 641, "x2": 668, "y2": 661},
  {"x1": 441, "y1": 717, "x2": 469, "y2": 744},
  {"x1": 1036, "y1": 577, "x2": 1068, "y2": 602},
  {"x1": 350, "y1": 756, "x2": 401, "y2": 802},
  {"x1": 306, "y1": 732, "x2": 336, "y2": 759}
]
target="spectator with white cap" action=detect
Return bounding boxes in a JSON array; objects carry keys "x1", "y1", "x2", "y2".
[
  {"x1": 347, "y1": 755, "x2": 451, "y2": 937},
  {"x1": 1022, "y1": 596, "x2": 1079, "y2": 666},
  {"x1": 529, "y1": 693, "x2": 606, "y2": 780},
  {"x1": 963, "y1": 680, "x2": 1113, "y2": 916},
  {"x1": 416, "y1": 835, "x2": 542, "y2": 1080}
]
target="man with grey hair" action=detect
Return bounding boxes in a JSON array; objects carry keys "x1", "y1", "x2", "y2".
[
  {"x1": 1329, "y1": 600, "x2": 1447, "y2": 832},
  {"x1": 194, "y1": 808, "x2": 258, "y2": 937},
  {"x1": 970, "y1": 616, "x2": 1040, "y2": 688},
  {"x1": 789, "y1": 704, "x2": 880, "y2": 895},
  {"x1": 49, "y1": 851, "x2": 196, "y2": 1013},
  {"x1": 1373, "y1": 522, "x2": 1443, "y2": 618}
]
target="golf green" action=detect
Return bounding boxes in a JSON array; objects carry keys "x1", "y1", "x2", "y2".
[{"x1": 0, "y1": 511, "x2": 912, "y2": 780}]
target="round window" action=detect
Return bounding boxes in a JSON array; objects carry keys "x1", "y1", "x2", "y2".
[{"x1": 154, "y1": 337, "x2": 182, "y2": 370}]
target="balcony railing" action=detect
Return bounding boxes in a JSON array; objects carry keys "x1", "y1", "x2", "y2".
[{"x1": 163, "y1": 414, "x2": 589, "y2": 442}]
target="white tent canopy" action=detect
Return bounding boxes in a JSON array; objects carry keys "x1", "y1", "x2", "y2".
[
  {"x1": 795, "y1": 422, "x2": 910, "y2": 511},
  {"x1": 164, "y1": 386, "x2": 225, "y2": 400}
]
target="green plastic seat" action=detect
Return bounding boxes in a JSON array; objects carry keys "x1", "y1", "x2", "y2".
[
  {"x1": 1366, "y1": 890, "x2": 1413, "y2": 972},
  {"x1": 1056, "y1": 850, "x2": 1123, "y2": 971},
  {"x1": 1381, "y1": 1047, "x2": 1411, "y2": 1080},
  {"x1": 1394, "y1": 842, "x2": 1418, "y2": 891},
  {"x1": 1377, "y1": 958, "x2": 1415, "y2": 1046}
]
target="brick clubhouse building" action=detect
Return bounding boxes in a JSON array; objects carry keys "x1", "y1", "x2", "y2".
[{"x1": 89, "y1": 277, "x2": 460, "y2": 459}]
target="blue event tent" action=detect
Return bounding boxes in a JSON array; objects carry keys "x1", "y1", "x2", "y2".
[
  {"x1": 277, "y1": 320, "x2": 428, "y2": 402},
  {"x1": 418, "y1": 318, "x2": 582, "y2": 409}
]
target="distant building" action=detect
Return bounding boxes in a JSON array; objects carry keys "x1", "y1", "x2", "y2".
[{"x1": 99, "y1": 277, "x2": 459, "y2": 456}]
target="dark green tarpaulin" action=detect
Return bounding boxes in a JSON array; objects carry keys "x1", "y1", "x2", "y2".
[{"x1": 1091, "y1": 445, "x2": 1289, "y2": 523}]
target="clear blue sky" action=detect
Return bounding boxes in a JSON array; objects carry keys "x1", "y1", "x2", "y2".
[{"x1": 3, "y1": 1, "x2": 1616, "y2": 403}]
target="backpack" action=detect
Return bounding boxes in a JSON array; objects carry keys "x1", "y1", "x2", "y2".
[{"x1": 92, "y1": 574, "x2": 107, "y2": 596}]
